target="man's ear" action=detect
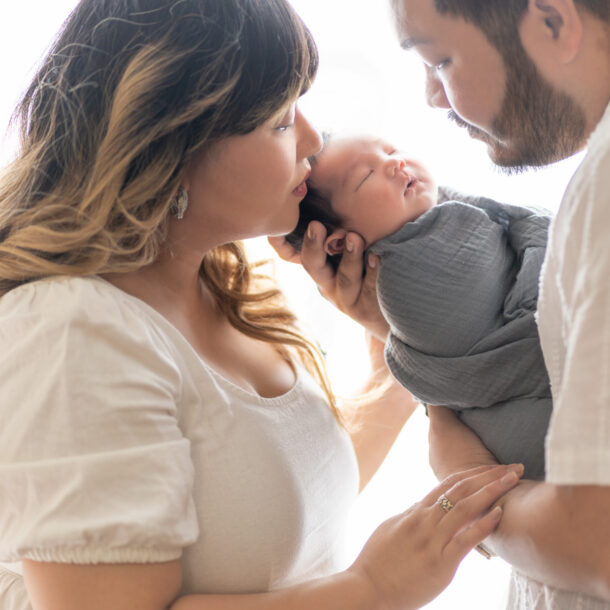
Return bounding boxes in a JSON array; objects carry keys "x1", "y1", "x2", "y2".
[
  {"x1": 522, "y1": 0, "x2": 583, "y2": 63},
  {"x1": 324, "y1": 229, "x2": 348, "y2": 256}
]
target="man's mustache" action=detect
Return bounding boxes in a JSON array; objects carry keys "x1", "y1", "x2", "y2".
[{"x1": 447, "y1": 110, "x2": 492, "y2": 141}]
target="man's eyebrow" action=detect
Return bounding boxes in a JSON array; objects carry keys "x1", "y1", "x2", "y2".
[{"x1": 399, "y1": 35, "x2": 432, "y2": 51}]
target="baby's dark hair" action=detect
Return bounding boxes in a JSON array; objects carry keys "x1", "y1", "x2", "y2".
[{"x1": 283, "y1": 135, "x2": 344, "y2": 270}]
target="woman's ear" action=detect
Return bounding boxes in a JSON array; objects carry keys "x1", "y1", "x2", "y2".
[
  {"x1": 324, "y1": 229, "x2": 348, "y2": 256},
  {"x1": 522, "y1": 0, "x2": 583, "y2": 64}
]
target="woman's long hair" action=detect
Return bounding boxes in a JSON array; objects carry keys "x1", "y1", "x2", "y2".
[{"x1": 0, "y1": 0, "x2": 338, "y2": 416}]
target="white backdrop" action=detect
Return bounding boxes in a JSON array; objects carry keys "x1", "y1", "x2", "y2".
[{"x1": 0, "y1": 1, "x2": 584, "y2": 608}]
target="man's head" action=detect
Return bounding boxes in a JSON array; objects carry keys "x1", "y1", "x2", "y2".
[{"x1": 391, "y1": 0, "x2": 610, "y2": 172}]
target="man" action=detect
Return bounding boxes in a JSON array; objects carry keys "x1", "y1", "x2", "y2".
[
  {"x1": 387, "y1": 1, "x2": 610, "y2": 606},
  {"x1": 272, "y1": 0, "x2": 610, "y2": 607}
]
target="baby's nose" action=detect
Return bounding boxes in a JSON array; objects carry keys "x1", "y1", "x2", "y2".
[{"x1": 385, "y1": 157, "x2": 406, "y2": 176}]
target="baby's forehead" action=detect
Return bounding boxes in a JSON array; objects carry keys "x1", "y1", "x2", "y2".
[
  {"x1": 324, "y1": 136, "x2": 389, "y2": 160},
  {"x1": 314, "y1": 136, "x2": 391, "y2": 179}
]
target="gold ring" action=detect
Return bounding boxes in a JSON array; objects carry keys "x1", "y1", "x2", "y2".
[{"x1": 438, "y1": 495, "x2": 454, "y2": 513}]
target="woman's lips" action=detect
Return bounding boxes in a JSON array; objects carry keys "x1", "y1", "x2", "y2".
[
  {"x1": 293, "y1": 170, "x2": 311, "y2": 198},
  {"x1": 293, "y1": 179, "x2": 308, "y2": 198}
]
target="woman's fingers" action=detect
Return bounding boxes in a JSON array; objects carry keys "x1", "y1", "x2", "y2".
[
  {"x1": 420, "y1": 464, "x2": 508, "y2": 508},
  {"x1": 444, "y1": 505, "x2": 502, "y2": 564},
  {"x1": 349, "y1": 464, "x2": 523, "y2": 610},
  {"x1": 434, "y1": 465, "x2": 522, "y2": 534}
]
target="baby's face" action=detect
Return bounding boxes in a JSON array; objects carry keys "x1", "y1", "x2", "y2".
[{"x1": 311, "y1": 136, "x2": 438, "y2": 246}]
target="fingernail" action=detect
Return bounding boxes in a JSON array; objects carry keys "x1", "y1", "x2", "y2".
[
  {"x1": 508, "y1": 464, "x2": 524, "y2": 475},
  {"x1": 501, "y1": 471, "x2": 518, "y2": 485},
  {"x1": 307, "y1": 226, "x2": 315, "y2": 241},
  {"x1": 368, "y1": 253, "x2": 378, "y2": 268},
  {"x1": 345, "y1": 237, "x2": 354, "y2": 253},
  {"x1": 491, "y1": 505, "x2": 503, "y2": 519}
]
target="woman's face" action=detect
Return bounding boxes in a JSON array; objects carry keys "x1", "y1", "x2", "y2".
[
  {"x1": 311, "y1": 136, "x2": 438, "y2": 247},
  {"x1": 183, "y1": 102, "x2": 322, "y2": 247}
]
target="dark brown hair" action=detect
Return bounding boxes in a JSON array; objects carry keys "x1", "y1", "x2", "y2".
[
  {"x1": 0, "y1": 0, "x2": 342, "y2": 418},
  {"x1": 434, "y1": 0, "x2": 609, "y2": 61},
  {"x1": 0, "y1": 0, "x2": 318, "y2": 292}
]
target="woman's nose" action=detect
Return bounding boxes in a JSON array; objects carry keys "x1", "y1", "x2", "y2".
[{"x1": 296, "y1": 109, "x2": 323, "y2": 159}]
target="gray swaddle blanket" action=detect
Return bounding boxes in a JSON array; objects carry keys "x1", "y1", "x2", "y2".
[{"x1": 370, "y1": 188, "x2": 552, "y2": 479}]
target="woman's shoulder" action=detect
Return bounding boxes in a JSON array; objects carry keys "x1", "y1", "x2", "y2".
[
  {"x1": 2, "y1": 274, "x2": 125, "y2": 312},
  {"x1": 0, "y1": 275, "x2": 157, "y2": 333},
  {"x1": 0, "y1": 275, "x2": 178, "y2": 365}
]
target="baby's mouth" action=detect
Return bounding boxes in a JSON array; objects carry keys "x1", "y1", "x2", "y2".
[{"x1": 404, "y1": 178, "x2": 416, "y2": 194}]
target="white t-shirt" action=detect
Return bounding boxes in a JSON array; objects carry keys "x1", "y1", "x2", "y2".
[
  {"x1": 508, "y1": 102, "x2": 610, "y2": 609},
  {"x1": 0, "y1": 275, "x2": 359, "y2": 606}
]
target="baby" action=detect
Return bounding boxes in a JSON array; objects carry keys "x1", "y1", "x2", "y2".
[{"x1": 285, "y1": 135, "x2": 553, "y2": 479}]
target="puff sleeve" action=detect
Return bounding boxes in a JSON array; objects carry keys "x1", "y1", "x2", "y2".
[{"x1": 0, "y1": 277, "x2": 199, "y2": 564}]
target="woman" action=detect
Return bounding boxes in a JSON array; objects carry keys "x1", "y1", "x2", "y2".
[{"x1": 0, "y1": 1, "x2": 522, "y2": 608}]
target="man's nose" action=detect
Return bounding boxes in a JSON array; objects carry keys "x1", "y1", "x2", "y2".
[{"x1": 424, "y1": 67, "x2": 451, "y2": 109}]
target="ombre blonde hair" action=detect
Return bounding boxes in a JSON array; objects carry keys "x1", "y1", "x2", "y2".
[{"x1": 0, "y1": 0, "x2": 338, "y2": 415}]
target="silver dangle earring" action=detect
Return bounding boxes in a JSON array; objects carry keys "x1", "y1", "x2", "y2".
[{"x1": 169, "y1": 186, "x2": 189, "y2": 219}]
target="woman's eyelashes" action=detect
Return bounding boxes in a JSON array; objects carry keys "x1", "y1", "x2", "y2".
[{"x1": 273, "y1": 104, "x2": 297, "y2": 132}]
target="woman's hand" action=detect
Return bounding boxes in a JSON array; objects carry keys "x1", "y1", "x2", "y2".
[
  {"x1": 427, "y1": 405, "x2": 499, "y2": 481},
  {"x1": 269, "y1": 222, "x2": 389, "y2": 341},
  {"x1": 348, "y1": 464, "x2": 523, "y2": 610}
]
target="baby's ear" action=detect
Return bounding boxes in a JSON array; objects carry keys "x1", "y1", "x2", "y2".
[{"x1": 324, "y1": 229, "x2": 348, "y2": 256}]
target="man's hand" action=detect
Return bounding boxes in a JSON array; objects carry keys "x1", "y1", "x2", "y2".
[{"x1": 269, "y1": 221, "x2": 389, "y2": 340}]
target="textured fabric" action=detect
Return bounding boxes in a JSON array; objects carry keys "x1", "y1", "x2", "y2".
[
  {"x1": 539, "y1": 101, "x2": 610, "y2": 486},
  {"x1": 508, "y1": 570, "x2": 610, "y2": 610},
  {"x1": 0, "y1": 276, "x2": 359, "y2": 608},
  {"x1": 0, "y1": 566, "x2": 30, "y2": 610},
  {"x1": 505, "y1": 105, "x2": 610, "y2": 609},
  {"x1": 371, "y1": 190, "x2": 552, "y2": 479}
]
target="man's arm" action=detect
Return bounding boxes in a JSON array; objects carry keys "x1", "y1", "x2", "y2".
[
  {"x1": 488, "y1": 481, "x2": 610, "y2": 600},
  {"x1": 427, "y1": 405, "x2": 610, "y2": 601}
]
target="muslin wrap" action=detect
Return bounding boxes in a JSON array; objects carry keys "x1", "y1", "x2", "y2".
[{"x1": 371, "y1": 188, "x2": 552, "y2": 479}]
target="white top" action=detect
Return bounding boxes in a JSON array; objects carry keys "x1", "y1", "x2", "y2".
[
  {"x1": 0, "y1": 275, "x2": 359, "y2": 606},
  {"x1": 509, "y1": 102, "x2": 610, "y2": 608}
]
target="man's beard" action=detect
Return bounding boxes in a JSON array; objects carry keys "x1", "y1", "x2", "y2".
[{"x1": 448, "y1": 45, "x2": 587, "y2": 174}]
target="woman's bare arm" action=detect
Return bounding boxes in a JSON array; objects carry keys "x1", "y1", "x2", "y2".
[
  {"x1": 344, "y1": 332, "x2": 418, "y2": 491},
  {"x1": 22, "y1": 466, "x2": 523, "y2": 610},
  {"x1": 22, "y1": 560, "x2": 183, "y2": 610}
]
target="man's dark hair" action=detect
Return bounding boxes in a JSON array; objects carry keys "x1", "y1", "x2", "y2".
[{"x1": 434, "y1": 0, "x2": 609, "y2": 61}]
